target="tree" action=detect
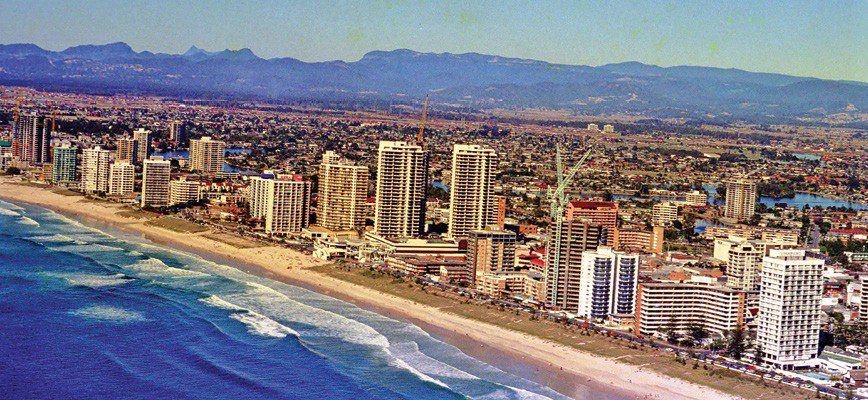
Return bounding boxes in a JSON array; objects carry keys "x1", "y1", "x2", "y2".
[
  {"x1": 753, "y1": 344, "x2": 763, "y2": 365},
  {"x1": 726, "y1": 326, "x2": 747, "y2": 359}
]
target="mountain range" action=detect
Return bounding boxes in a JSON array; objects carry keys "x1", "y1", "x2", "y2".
[{"x1": 0, "y1": 42, "x2": 865, "y2": 119}]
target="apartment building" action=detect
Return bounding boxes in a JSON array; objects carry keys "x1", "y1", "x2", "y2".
[
  {"x1": 714, "y1": 236, "x2": 767, "y2": 291},
  {"x1": 133, "y1": 128, "x2": 152, "y2": 163},
  {"x1": 81, "y1": 147, "x2": 111, "y2": 194},
  {"x1": 318, "y1": 151, "x2": 369, "y2": 231},
  {"x1": 545, "y1": 218, "x2": 605, "y2": 313},
  {"x1": 374, "y1": 141, "x2": 427, "y2": 238},
  {"x1": 108, "y1": 161, "x2": 135, "y2": 196},
  {"x1": 249, "y1": 172, "x2": 311, "y2": 234},
  {"x1": 684, "y1": 190, "x2": 708, "y2": 206},
  {"x1": 51, "y1": 145, "x2": 77, "y2": 183},
  {"x1": 616, "y1": 226, "x2": 665, "y2": 254},
  {"x1": 756, "y1": 249, "x2": 824, "y2": 370},
  {"x1": 448, "y1": 144, "x2": 497, "y2": 238},
  {"x1": 14, "y1": 114, "x2": 52, "y2": 165},
  {"x1": 141, "y1": 157, "x2": 171, "y2": 207},
  {"x1": 467, "y1": 225, "x2": 516, "y2": 284},
  {"x1": 564, "y1": 201, "x2": 618, "y2": 246},
  {"x1": 652, "y1": 201, "x2": 679, "y2": 226},
  {"x1": 170, "y1": 177, "x2": 201, "y2": 206},
  {"x1": 578, "y1": 246, "x2": 640, "y2": 320},
  {"x1": 635, "y1": 280, "x2": 751, "y2": 337},
  {"x1": 724, "y1": 178, "x2": 757, "y2": 221},
  {"x1": 189, "y1": 136, "x2": 226, "y2": 175},
  {"x1": 117, "y1": 137, "x2": 139, "y2": 164}
]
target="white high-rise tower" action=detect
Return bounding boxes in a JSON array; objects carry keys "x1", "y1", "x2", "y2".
[{"x1": 448, "y1": 144, "x2": 497, "y2": 238}]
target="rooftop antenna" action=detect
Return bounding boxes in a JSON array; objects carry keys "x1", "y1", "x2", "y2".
[{"x1": 417, "y1": 95, "x2": 428, "y2": 146}]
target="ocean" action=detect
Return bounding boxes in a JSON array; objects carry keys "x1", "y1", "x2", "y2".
[{"x1": 0, "y1": 199, "x2": 604, "y2": 400}]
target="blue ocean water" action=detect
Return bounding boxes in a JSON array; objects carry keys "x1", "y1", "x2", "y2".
[{"x1": 0, "y1": 200, "x2": 581, "y2": 400}]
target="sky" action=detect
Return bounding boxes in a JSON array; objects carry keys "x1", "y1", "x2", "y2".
[{"x1": 1, "y1": 0, "x2": 865, "y2": 82}]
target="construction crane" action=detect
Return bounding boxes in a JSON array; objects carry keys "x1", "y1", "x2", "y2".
[
  {"x1": 546, "y1": 145, "x2": 593, "y2": 306},
  {"x1": 416, "y1": 95, "x2": 428, "y2": 146}
]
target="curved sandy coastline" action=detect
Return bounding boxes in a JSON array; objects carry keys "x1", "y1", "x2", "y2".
[{"x1": 0, "y1": 179, "x2": 739, "y2": 400}]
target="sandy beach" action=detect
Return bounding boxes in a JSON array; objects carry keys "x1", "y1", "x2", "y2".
[{"x1": 0, "y1": 179, "x2": 739, "y2": 400}]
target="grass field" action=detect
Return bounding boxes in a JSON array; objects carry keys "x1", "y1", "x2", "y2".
[
  {"x1": 115, "y1": 209, "x2": 160, "y2": 220},
  {"x1": 145, "y1": 216, "x2": 208, "y2": 233},
  {"x1": 310, "y1": 264, "x2": 809, "y2": 400},
  {"x1": 202, "y1": 232, "x2": 261, "y2": 248}
]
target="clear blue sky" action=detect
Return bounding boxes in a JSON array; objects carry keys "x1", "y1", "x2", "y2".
[{"x1": 1, "y1": 0, "x2": 865, "y2": 81}]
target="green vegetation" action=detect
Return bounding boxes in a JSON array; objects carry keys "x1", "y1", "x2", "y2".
[
  {"x1": 145, "y1": 216, "x2": 208, "y2": 233},
  {"x1": 757, "y1": 181, "x2": 796, "y2": 199}
]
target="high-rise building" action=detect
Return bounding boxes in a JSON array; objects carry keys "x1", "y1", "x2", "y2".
[
  {"x1": 652, "y1": 201, "x2": 679, "y2": 226},
  {"x1": 545, "y1": 218, "x2": 605, "y2": 312},
  {"x1": 318, "y1": 151, "x2": 369, "y2": 231},
  {"x1": 578, "y1": 246, "x2": 639, "y2": 319},
  {"x1": 14, "y1": 114, "x2": 52, "y2": 165},
  {"x1": 133, "y1": 128, "x2": 152, "y2": 163},
  {"x1": 169, "y1": 121, "x2": 187, "y2": 145},
  {"x1": 756, "y1": 249, "x2": 824, "y2": 370},
  {"x1": 51, "y1": 145, "x2": 78, "y2": 183},
  {"x1": 602, "y1": 124, "x2": 615, "y2": 133},
  {"x1": 565, "y1": 201, "x2": 617, "y2": 246},
  {"x1": 724, "y1": 178, "x2": 757, "y2": 221},
  {"x1": 141, "y1": 157, "x2": 171, "y2": 207},
  {"x1": 108, "y1": 161, "x2": 135, "y2": 196},
  {"x1": 81, "y1": 147, "x2": 111, "y2": 194},
  {"x1": 374, "y1": 141, "x2": 427, "y2": 238},
  {"x1": 249, "y1": 172, "x2": 311, "y2": 234},
  {"x1": 117, "y1": 137, "x2": 139, "y2": 164},
  {"x1": 467, "y1": 225, "x2": 516, "y2": 283},
  {"x1": 616, "y1": 226, "x2": 665, "y2": 254},
  {"x1": 448, "y1": 144, "x2": 497, "y2": 238},
  {"x1": 635, "y1": 281, "x2": 751, "y2": 337},
  {"x1": 495, "y1": 195, "x2": 507, "y2": 229},
  {"x1": 170, "y1": 177, "x2": 201, "y2": 206},
  {"x1": 189, "y1": 136, "x2": 225, "y2": 175},
  {"x1": 714, "y1": 237, "x2": 766, "y2": 291}
]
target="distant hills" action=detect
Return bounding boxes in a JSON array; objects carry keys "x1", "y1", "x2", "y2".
[{"x1": 0, "y1": 42, "x2": 865, "y2": 119}]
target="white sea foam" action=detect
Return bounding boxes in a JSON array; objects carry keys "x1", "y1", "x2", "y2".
[
  {"x1": 27, "y1": 234, "x2": 75, "y2": 243},
  {"x1": 230, "y1": 311, "x2": 299, "y2": 338},
  {"x1": 388, "y1": 341, "x2": 478, "y2": 381},
  {"x1": 71, "y1": 305, "x2": 148, "y2": 323},
  {"x1": 126, "y1": 258, "x2": 211, "y2": 278},
  {"x1": 53, "y1": 243, "x2": 125, "y2": 253},
  {"x1": 0, "y1": 208, "x2": 20, "y2": 216},
  {"x1": 17, "y1": 216, "x2": 39, "y2": 226},
  {"x1": 199, "y1": 294, "x2": 245, "y2": 311},
  {"x1": 48, "y1": 273, "x2": 131, "y2": 288},
  {"x1": 238, "y1": 281, "x2": 391, "y2": 348},
  {"x1": 388, "y1": 357, "x2": 453, "y2": 390}
]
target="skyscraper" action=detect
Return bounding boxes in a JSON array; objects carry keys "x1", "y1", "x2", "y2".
[
  {"x1": 249, "y1": 172, "x2": 311, "y2": 234},
  {"x1": 117, "y1": 137, "x2": 139, "y2": 164},
  {"x1": 578, "y1": 246, "x2": 639, "y2": 319},
  {"x1": 318, "y1": 151, "x2": 369, "y2": 231},
  {"x1": 189, "y1": 136, "x2": 225, "y2": 175},
  {"x1": 565, "y1": 201, "x2": 618, "y2": 246},
  {"x1": 141, "y1": 157, "x2": 171, "y2": 207},
  {"x1": 108, "y1": 161, "x2": 135, "y2": 196},
  {"x1": 133, "y1": 128, "x2": 152, "y2": 163},
  {"x1": 374, "y1": 141, "x2": 427, "y2": 238},
  {"x1": 756, "y1": 249, "x2": 824, "y2": 370},
  {"x1": 14, "y1": 114, "x2": 51, "y2": 165},
  {"x1": 546, "y1": 218, "x2": 605, "y2": 312},
  {"x1": 169, "y1": 121, "x2": 187, "y2": 145},
  {"x1": 467, "y1": 225, "x2": 516, "y2": 283},
  {"x1": 448, "y1": 144, "x2": 497, "y2": 238},
  {"x1": 724, "y1": 178, "x2": 757, "y2": 221},
  {"x1": 81, "y1": 147, "x2": 111, "y2": 194},
  {"x1": 51, "y1": 145, "x2": 78, "y2": 183}
]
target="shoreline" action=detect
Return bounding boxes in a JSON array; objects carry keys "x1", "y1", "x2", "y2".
[{"x1": 0, "y1": 179, "x2": 739, "y2": 400}]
